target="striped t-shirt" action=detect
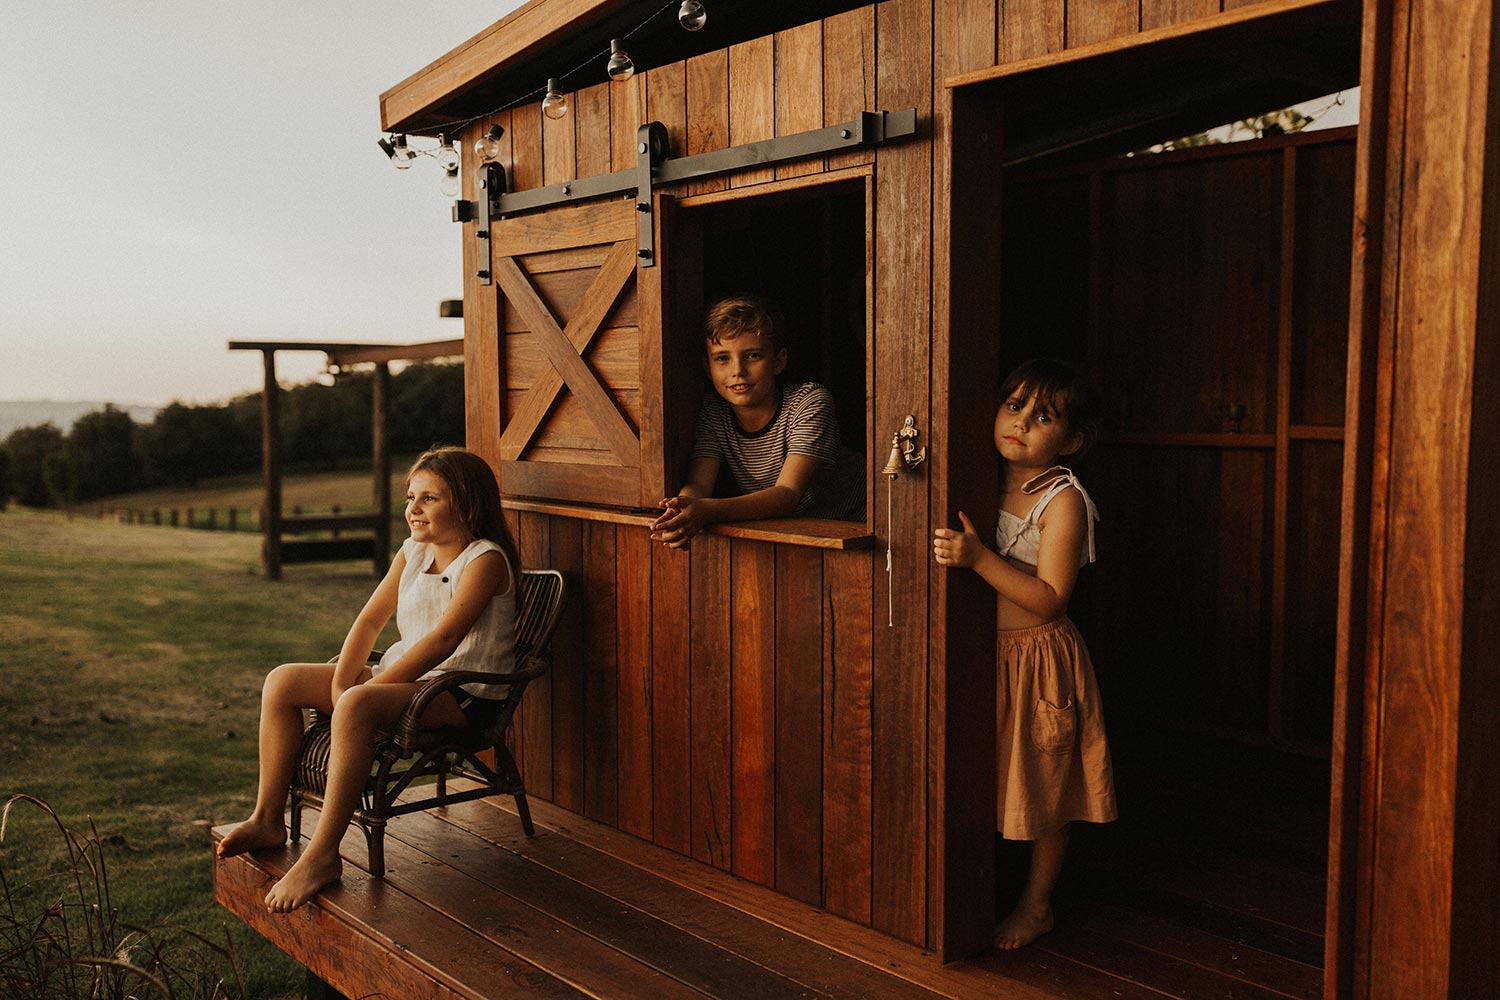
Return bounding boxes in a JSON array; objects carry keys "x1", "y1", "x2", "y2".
[{"x1": 690, "y1": 382, "x2": 865, "y2": 521}]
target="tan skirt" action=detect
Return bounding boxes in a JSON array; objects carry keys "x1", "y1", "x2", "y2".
[{"x1": 997, "y1": 617, "x2": 1117, "y2": 840}]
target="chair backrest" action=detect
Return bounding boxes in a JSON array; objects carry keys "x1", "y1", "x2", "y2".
[
  {"x1": 470, "y1": 568, "x2": 565, "y2": 746},
  {"x1": 514, "y1": 568, "x2": 566, "y2": 664}
]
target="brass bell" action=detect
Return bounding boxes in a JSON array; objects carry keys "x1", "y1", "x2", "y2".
[{"x1": 881, "y1": 437, "x2": 906, "y2": 478}]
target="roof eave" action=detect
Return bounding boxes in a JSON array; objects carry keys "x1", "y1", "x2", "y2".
[{"x1": 379, "y1": 0, "x2": 634, "y2": 134}]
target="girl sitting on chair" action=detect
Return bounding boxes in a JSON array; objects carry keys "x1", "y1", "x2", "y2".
[{"x1": 216, "y1": 447, "x2": 519, "y2": 913}]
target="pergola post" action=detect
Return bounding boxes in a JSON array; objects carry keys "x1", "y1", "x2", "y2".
[
  {"x1": 229, "y1": 338, "x2": 461, "y2": 579},
  {"x1": 259, "y1": 349, "x2": 283, "y2": 581}
]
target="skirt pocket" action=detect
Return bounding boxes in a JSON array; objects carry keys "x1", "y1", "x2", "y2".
[{"x1": 1031, "y1": 696, "x2": 1077, "y2": 755}]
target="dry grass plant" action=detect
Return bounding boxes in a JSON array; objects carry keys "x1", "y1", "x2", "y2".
[{"x1": 0, "y1": 795, "x2": 245, "y2": 1000}]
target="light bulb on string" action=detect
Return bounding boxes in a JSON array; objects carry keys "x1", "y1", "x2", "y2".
[
  {"x1": 379, "y1": 134, "x2": 416, "y2": 169},
  {"x1": 542, "y1": 78, "x2": 568, "y2": 120},
  {"x1": 474, "y1": 124, "x2": 505, "y2": 162},
  {"x1": 391, "y1": 134, "x2": 414, "y2": 169},
  {"x1": 435, "y1": 133, "x2": 460, "y2": 173},
  {"x1": 606, "y1": 39, "x2": 635, "y2": 81},
  {"x1": 678, "y1": 0, "x2": 707, "y2": 31},
  {"x1": 440, "y1": 165, "x2": 461, "y2": 197}
]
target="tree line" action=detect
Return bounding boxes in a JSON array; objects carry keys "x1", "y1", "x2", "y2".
[{"x1": 0, "y1": 362, "x2": 465, "y2": 509}]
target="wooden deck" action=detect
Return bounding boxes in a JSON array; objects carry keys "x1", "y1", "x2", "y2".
[{"x1": 215, "y1": 774, "x2": 1325, "y2": 1000}]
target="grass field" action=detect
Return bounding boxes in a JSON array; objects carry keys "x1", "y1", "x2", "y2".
[{"x1": 0, "y1": 507, "x2": 399, "y2": 998}]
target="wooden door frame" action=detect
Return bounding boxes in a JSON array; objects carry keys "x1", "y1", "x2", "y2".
[
  {"x1": 1328, "y1": 0, "x2": 1500, "y2": 994},
  {"x1": 932, "y1": 82, "x2": 1004, "y2": 960}
]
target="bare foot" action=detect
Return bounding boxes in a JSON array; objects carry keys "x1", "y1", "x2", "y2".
[
  {"x1": 995, "y1": 904, "x2": 1054, "y2": 950},
  {"x1": 264, "y1": 852, "x2": 343, "y2": 912},
  {"x1": 216, "y1": 816, "x2": 286, "y2": 859}
]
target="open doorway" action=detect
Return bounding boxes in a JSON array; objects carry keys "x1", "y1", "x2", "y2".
[{"x1": 993, "y1": 122, "x2": 1355, "y2": 993}]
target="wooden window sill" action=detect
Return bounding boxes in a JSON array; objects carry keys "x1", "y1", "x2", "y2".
[{"x1": 504, "y1": 498, "x2": 876, "y2": 550}]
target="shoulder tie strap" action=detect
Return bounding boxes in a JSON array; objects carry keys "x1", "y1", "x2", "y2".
[{"x1": 1023, "y1": 466, "x2": 1100, "y2": 563}]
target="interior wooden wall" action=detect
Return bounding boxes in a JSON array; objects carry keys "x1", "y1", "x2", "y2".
[
  {"x1": 453, "y1": 0, "x2": 1326, "y2": 953},
  {"x1": 1003, "y1": 129, "x2": 1355, "y2": 755}
]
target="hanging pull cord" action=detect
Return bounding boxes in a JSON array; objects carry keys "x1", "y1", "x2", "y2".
[{"x1": 886, "y1": 475, "x2": 895, "y2": 627}]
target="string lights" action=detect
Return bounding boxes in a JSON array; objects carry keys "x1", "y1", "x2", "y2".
[
  {"x1": 606, "y1": 39, "x2": 636, "y2": 81},
  {"x1": 474, "y1": 124, "x2": 506, "y2": 163},
  {"x1": 378, "y1": 0, "x2": 710, "y2": 188},
  {"x1": 541, "y1": 78, "x2": 569, "y2": 120},
  {"x1": 678, "y1": 0, "x2": 707, "y2": 30},
  {"x1": 435, "y1": 134, "x2": 461, "y2": 195},
  {"x1": 377, "y1": 133, "x2": 416, "y2": 169}
]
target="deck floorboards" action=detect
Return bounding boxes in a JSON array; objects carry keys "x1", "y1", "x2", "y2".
[{"x1": 215, "y1": 774, "x2": 1324, "y2": 1000}]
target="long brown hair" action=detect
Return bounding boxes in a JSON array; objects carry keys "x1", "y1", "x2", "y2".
[{"x1": 404, "y1": 447, "x2": 521, "y2": 571}]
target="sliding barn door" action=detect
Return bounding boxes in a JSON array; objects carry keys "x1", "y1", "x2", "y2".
[{"x1": 489, "y1": 198, "x2": 669, "y2": 507}]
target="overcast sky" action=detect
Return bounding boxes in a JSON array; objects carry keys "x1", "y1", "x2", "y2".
[{"x1": 1, "y1": 2, "x2": 524, "y2": 407}]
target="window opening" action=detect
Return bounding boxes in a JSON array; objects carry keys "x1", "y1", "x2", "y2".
[{"x1": 673, "y1": 178, "x2": 869, "y2": 523}]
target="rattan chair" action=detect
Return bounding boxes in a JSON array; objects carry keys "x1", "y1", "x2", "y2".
[{"x1": 289, "y1": 568, "x2": 566, "y2": 878}]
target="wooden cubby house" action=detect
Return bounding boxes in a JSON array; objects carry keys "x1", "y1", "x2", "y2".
[{"x1": 214, "y1": 0, "x2": 1500, "y2": 996}]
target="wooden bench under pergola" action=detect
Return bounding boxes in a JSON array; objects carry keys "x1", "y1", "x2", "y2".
[{"x1": 227, "y1": 338, "x2": 463, "y2": 579}]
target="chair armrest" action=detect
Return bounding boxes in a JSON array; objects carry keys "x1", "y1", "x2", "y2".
[{"x1": 393, "y1": 656, "x2": 549, "y2": 749}]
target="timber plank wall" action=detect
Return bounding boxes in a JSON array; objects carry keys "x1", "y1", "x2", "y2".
[
  {"x1": 453, "y1": 0, "x2": 1294, "y2": 952},
  {"x1": 503, "y1": 511, "x2": 881, "y2": 927}
]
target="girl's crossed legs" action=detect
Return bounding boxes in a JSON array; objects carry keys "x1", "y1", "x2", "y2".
[{"x1": 215, "y1": 662, "x2": 465, "y2": 912}]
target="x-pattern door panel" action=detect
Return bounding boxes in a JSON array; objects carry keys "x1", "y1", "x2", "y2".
[{"x1": 490, "y1": 199, "x2": 660, "y2": 506}]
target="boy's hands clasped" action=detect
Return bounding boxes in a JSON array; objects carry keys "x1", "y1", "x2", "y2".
[
  {"x1": 651, "y1": 495, "x2": 710, "y2": 549},
  {"x1": 933, "y1": 511, "x2": 984, "y2": 568}
]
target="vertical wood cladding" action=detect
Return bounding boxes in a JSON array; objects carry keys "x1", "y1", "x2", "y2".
[{"x1": 872, "y1": 0, "x2": 931, "y2": 945}]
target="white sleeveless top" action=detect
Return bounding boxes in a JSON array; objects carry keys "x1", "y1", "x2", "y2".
[
  {"x1": 995, "y1": 466, "x2": 1099, "y2": 569},
  {"x1": 373, "y1": 537, "x2": 516, "y2": 699}
]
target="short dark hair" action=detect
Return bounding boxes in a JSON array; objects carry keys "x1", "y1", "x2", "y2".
[
  {"x1": 703, "y1": 296, "x2": 785, "y2": 353},
  {"x1": 998, "y1": 358, "x2": 1101, "y2": 458}
]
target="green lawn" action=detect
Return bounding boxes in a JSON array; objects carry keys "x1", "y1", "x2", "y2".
[{"x1": 0, "y1": 508, "x2": 397, "y2": 999}]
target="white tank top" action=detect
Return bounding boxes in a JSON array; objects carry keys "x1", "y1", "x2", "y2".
[
  {"x1": 995, "y1": 466, "x2": 1099, "y2": 569},
  {"x1": 374, "y1": 537, "x2": 516, "y2": 699}
]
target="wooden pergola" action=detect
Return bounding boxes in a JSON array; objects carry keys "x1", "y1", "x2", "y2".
[{"x1": 227, "y1": 338, "x2": 463, "y2": 579}]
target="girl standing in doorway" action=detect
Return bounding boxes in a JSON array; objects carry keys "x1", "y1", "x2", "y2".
[{"x1": 932, "y1": 358, "x2": 1117, "y2": 949}]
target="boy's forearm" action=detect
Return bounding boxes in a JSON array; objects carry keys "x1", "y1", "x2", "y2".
[{"x1": 701, "y1": 485, "x2": 802, "y2": 524}]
